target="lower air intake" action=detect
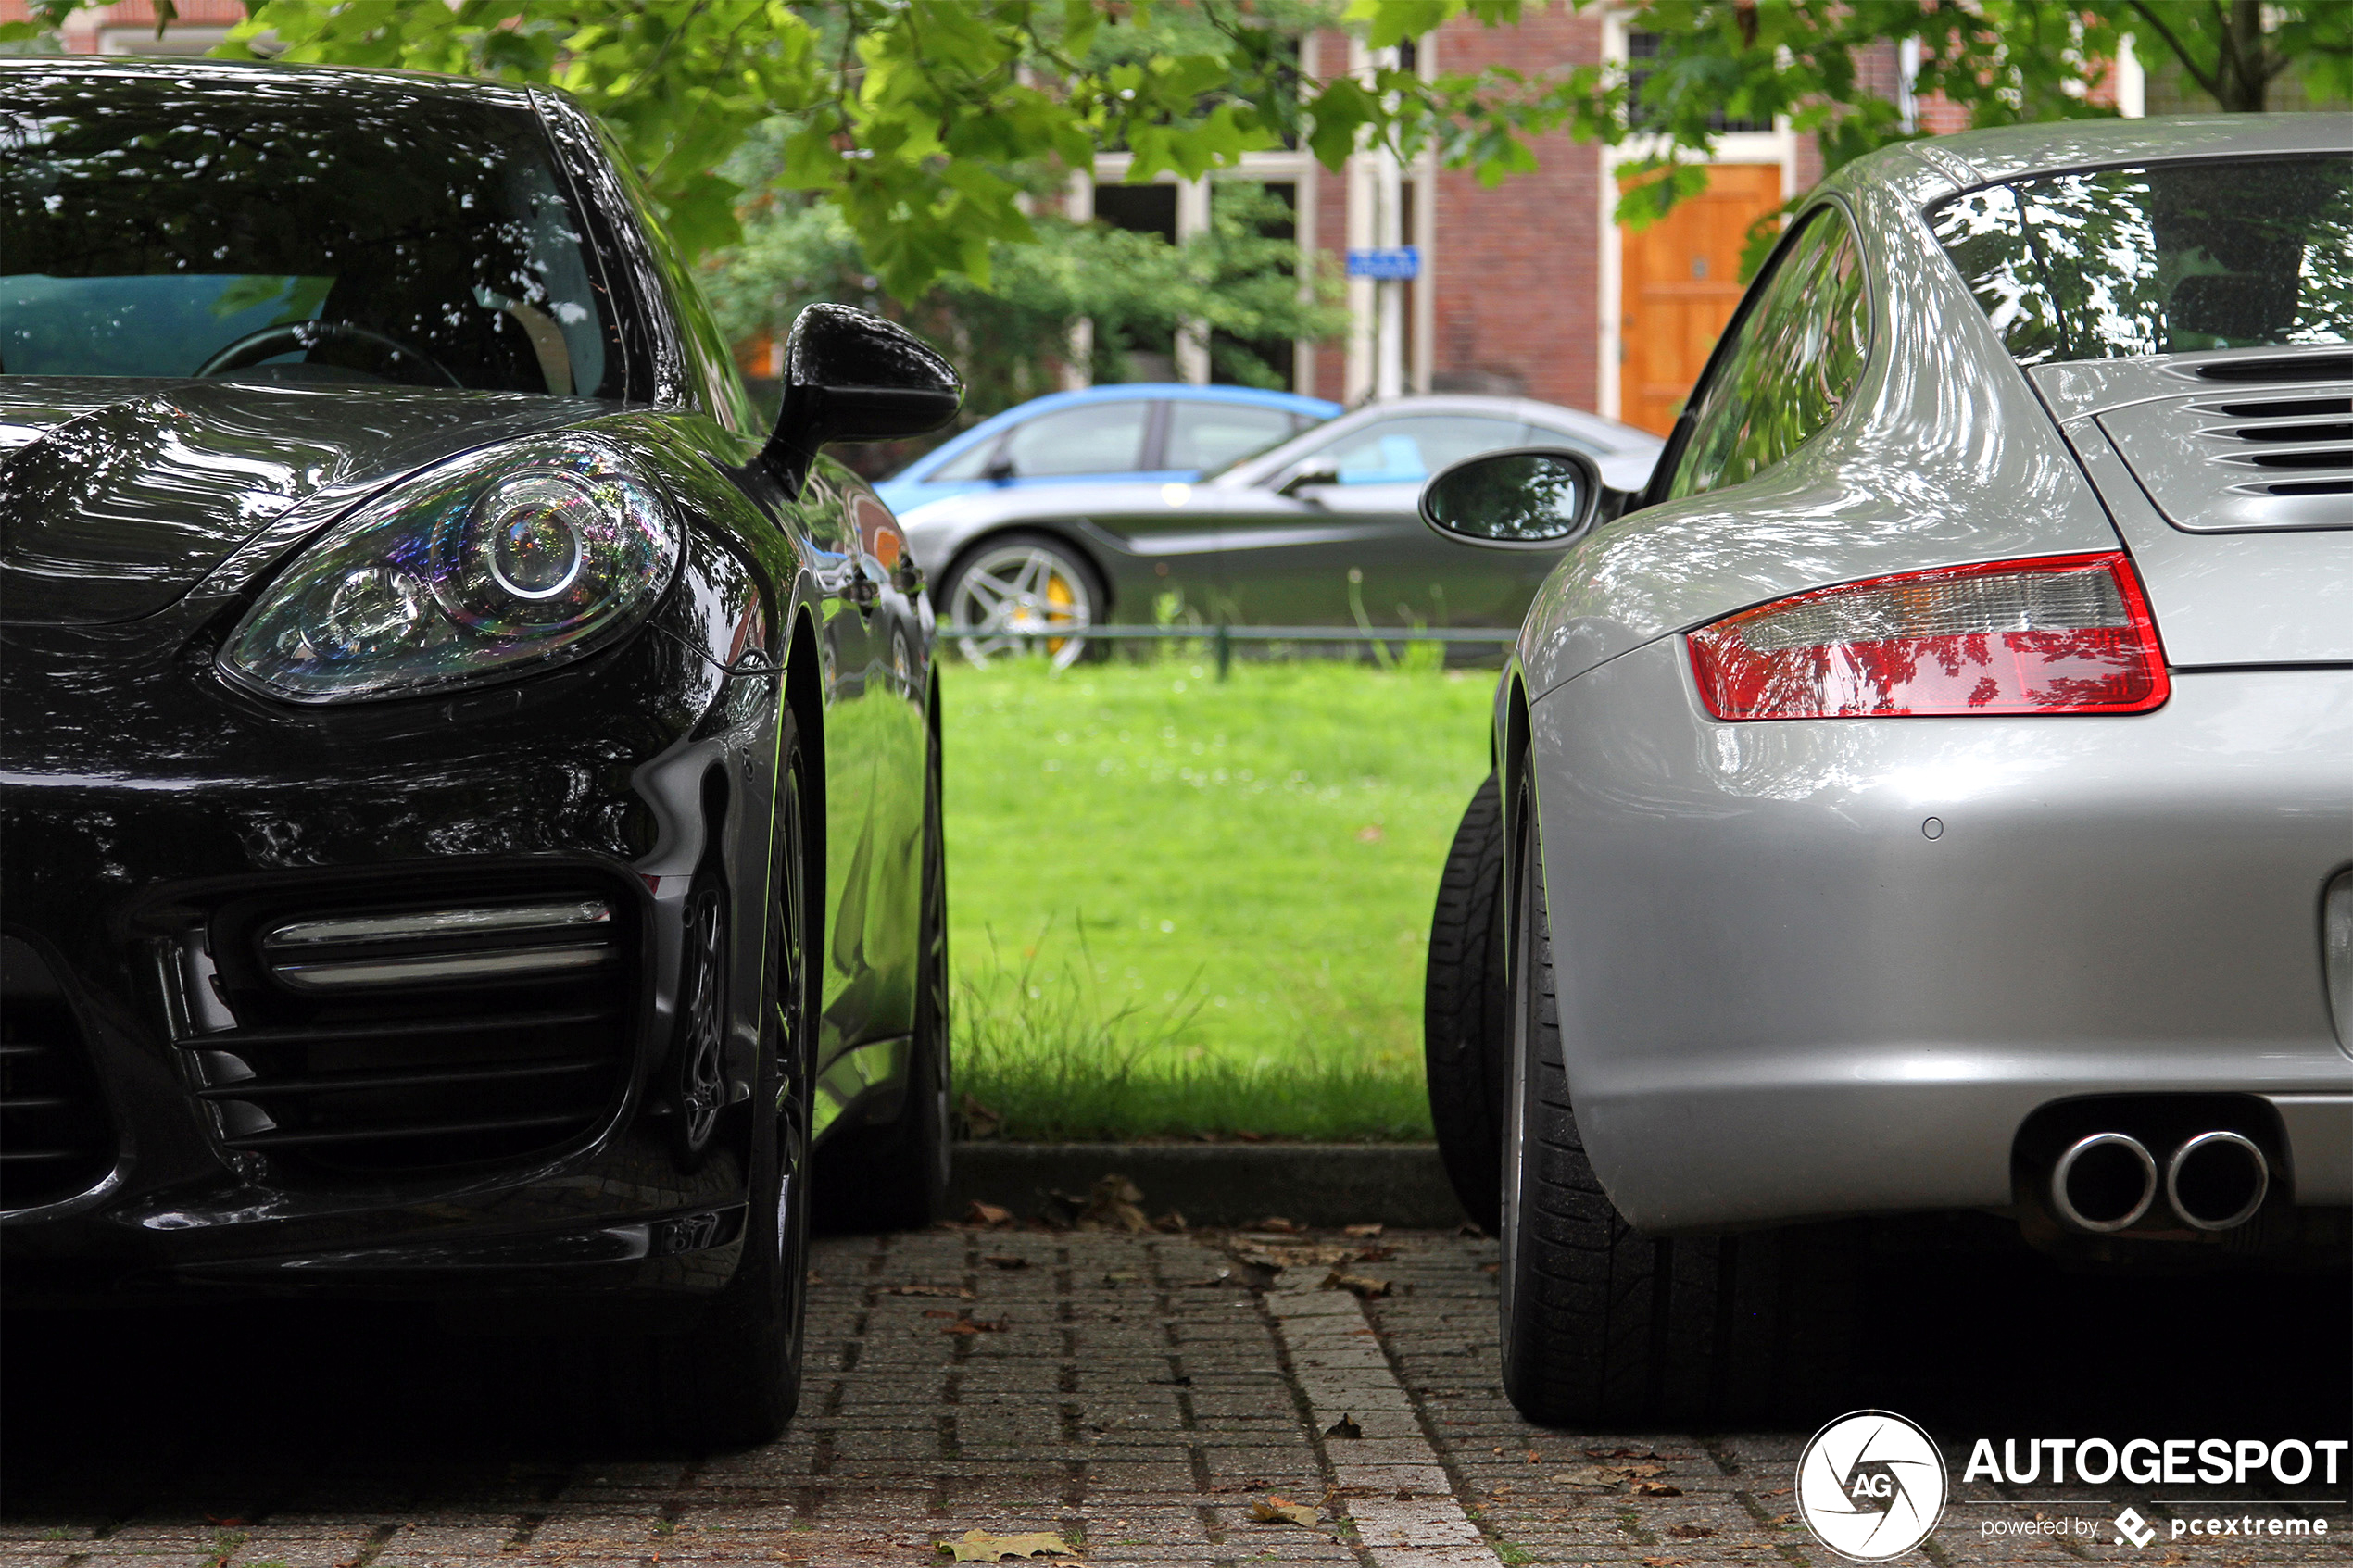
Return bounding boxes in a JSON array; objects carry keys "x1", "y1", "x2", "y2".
[
  {"x1": 1, "y1": 935, "x2": 116, "y2": 1210},
  {"x1": 180, "y1": 882, "x2": 638, "y2": 1179}
]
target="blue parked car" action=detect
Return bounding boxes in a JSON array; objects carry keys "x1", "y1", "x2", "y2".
[{"x1": 872, "y1": 383, "x2": 1340, "y2": 515}]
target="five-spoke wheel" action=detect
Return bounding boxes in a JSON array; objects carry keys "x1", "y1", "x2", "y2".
[{"x1": 941, "y1": 533, "x2": 1099, "y2": 670}]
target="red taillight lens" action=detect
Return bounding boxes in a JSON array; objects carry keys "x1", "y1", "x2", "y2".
[{"x1": 1687, "y1": 553, "x2": 2169, "y2": 721}]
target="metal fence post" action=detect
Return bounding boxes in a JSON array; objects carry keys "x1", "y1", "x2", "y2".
[{"x1": 1214, "y1": 622, "x2": 1232, "y2": 682}]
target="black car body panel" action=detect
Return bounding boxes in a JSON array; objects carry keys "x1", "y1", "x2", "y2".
[{"x1": 0, "y1": 59, "x2": 945, "y2": 1322}]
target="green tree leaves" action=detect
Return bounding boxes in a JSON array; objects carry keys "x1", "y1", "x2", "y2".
[{"x1": 14, "y1": 0, "x2": 2337, "y2": 305}]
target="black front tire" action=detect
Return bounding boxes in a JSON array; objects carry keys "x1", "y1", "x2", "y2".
[
  {"x1": 813, "y1": 715, "x2": 951, "y2": 1232},
  {"x1": 636, "y1": 712, "x2": 816, "y2": 1446},
  {"x1": 1497, "y1": 768, "x2": 1857, "y2": 1428},
  {"x1": 1425, "y1": 774, "x2": 1510, "y2": 1233}
]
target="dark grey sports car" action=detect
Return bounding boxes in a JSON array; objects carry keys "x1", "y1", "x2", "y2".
[{"x1": 0, "y1": 59, "x2": 959, "y2": 1442}]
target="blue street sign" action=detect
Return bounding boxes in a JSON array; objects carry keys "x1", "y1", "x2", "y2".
[{"x1": 1346, "y1": 245, "x2": 1421, "y2": 281}]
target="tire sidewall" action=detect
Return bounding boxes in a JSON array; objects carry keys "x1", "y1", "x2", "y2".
[{"x1": 1498, "y1": 768, "x2": 1540, "y2": 1379}]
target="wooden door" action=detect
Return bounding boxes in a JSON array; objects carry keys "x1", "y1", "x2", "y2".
[{"x1": 1619, "y1": 163, "x2": 1784, "y2": 436}]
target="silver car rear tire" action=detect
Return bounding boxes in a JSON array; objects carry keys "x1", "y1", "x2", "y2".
[
  {"x1": 1425, "y1": 773, "x2": 1509, "y2": 1235},
  {"x1": 1497, "y1": 768, "x2": 1860, "y2": 1427},
  {"x1": 941, "y1": 533, "x2": 1100, "y2": 671}
]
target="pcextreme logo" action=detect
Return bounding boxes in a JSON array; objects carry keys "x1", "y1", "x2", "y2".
[{"x1": 1795, "y1": 1411, "x2": 1950, "y2": 1562}]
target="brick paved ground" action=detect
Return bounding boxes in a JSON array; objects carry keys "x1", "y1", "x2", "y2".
[{"x1": 4, "y1": 1226, "x2": 2346, "y2": 1568}]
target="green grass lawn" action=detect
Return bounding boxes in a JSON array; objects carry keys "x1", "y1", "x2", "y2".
[{"x1": 941, "y1": 651, "x2": 1496, "y2": 1141}]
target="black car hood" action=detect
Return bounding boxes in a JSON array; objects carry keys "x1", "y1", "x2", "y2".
[{"x1": 0, "y1": 379, "x2": 611, "y2": 625}]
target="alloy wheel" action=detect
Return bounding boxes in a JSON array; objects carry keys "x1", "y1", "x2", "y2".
[{"x1": 947, "y1": 542, "x2": 1094, "y2": 669}]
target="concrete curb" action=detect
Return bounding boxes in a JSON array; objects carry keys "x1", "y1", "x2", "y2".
[{"x1": 948, "y1": 1141, "x2": 1471, "y2": 1229}]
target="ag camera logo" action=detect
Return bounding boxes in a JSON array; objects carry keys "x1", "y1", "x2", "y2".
[{"x1": 1796, "y1": 1411, "x2": 1949, "y2": 1561}]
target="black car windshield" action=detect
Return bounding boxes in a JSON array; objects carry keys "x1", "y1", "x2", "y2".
[
  {"x1": 1929, "y1": 156, "x2": 2353, "y2": 364},
  {"x1": 0, "y1": 67, "x2": 621, "y2": 395}
]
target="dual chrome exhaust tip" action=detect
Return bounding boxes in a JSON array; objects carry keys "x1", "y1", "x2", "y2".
[{"x1": 2050, "y1": 1129, "x2": 2271, "y2": 1234}]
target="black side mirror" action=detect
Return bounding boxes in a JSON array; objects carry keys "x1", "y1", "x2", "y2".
[
  {"x1": 1277, "y1": 459, "x2": 1340, "y2": 497},
  {"x1": 983, "y1": 454, "x2": 1017, "y2": 483},
  {"x1": 762, "y1": 303, "x2": 963, "y2": 491},
  {"x1": 1418, "y1": 447, "x2": 1603, "y2": 548}
]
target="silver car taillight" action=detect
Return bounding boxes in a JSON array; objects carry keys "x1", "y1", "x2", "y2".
[{"x1": 1686, "y1": 551, "x2": 2170, "y2": 721}]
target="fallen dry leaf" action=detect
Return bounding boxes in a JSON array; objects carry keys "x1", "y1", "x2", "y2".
[
  {"x1": 1640, "y1": 1557, "x2": 1689, "y2": 1566},
  {"x1": 1319, "y1": 1270, "x2": 1391, "y2": 1298},
  {"x1": 1342, "y1": 1223, "x2": 1384, "y2": 1237},
  {"x1": 1549, "y1": 1468, "x2": 1622, "y2": 1489},
  {"x1": 1667, "y1": 1525, "x2": 1716, "y2": 1540},
  {"x1": 1230, "y1": 1240, "x2": 1353, "y2": 1272},
  {"x1": 1151, "y1": 1210, "x2": 1188, "y2": 1233},
  {"x1": 1255, "y1": 1215, "x2": 1303, "y2": 1234},
  {"x1": 1586, "y1": 1448, "x2": 1678, "y2": 1460},
  {"x1": 1249, "y1": 1495, "x2": 1321, "y2": 1529},
  {"x1": 937, "y1": 1528, "x2": 1075, "y2": 1562},
  {"x1": 1355, "y1": 824, "x2": 1385, "y2": 842},
  {"x1": 1076, "y1": 1173, "x2": 1150, "y2": 1233},
  {"x1": 1633, "y1": 1481, "x2": 1684, "y2": 1498},
  {"x1": 956, "y1": 1092, "x2": 1002, "y2": 1140},
  {"x1": 1323, "y1": 1412, "x2": 1363, "y2": 1439},
  {"x1": 941, "y1": 1317, "x2": 1008, "y2": 1335},
  {"x1": 963, "y1": 1201, "x2": 1013, "y2": 1228},
  {"x1": 885, "y1": 1285, "x2": 973, "y2": 1299}
]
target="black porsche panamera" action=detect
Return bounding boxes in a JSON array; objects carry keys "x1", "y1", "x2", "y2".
[{"x1": 0, "y1": 60, "x2": 960, "y2": 1441}]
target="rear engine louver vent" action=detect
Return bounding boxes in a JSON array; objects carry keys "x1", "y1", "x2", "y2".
[
  {"x1": 1, "y1": 935, "x2": 115, "y2": 1210},
  {"x1": 2192, "y1": 353, "x2": 2353, "y2": 384},
  {"x1": 2194, "y1": 393, "x2": 2353, "y2": 497},
  {"x1": 181, "y1": 890, "x2": 636, "y2": 1178},
  {"x1": 2096, "y1": 381, "x2": 2353, "y2": 532}
]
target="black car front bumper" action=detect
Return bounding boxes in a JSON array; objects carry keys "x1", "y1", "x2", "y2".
[{"x1": 2, "y1": 585, "x2": 778, "y2": 1314}]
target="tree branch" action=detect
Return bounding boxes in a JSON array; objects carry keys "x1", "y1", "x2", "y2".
[{"x1": 2125, "y1": 0, "x2": 2221, "y2": 101}]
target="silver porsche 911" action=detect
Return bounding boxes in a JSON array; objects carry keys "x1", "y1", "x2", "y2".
[{"x1": 1418, "y1": 115, "x2": 2352, "y2": 1427}]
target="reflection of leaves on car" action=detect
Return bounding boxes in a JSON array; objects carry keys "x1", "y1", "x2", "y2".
[
  {"x1": 1931, "y1": 161, "x2": 2353, "y2": 365},
  {"x1": 208, "y1": 273, "x2": 335, "y2": 328}
]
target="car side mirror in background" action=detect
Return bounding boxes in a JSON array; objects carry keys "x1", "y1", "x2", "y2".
[
  {"x1": 1277, "y1": 459, "x2": 1341, "y2": 497},
  {"x1": 763, "y1": 303, "x2": 963, "y2": 491},
  {"x1": 1418, "y1": 447, "x2": 1604, "y2": 548}
]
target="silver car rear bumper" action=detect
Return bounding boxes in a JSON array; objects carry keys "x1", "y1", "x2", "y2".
[{"x1": 1529, "y1": 642, "x2": 2353, "y2": 1233}]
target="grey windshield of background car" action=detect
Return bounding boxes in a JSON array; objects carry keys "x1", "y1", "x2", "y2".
[
  {"x1": 1666, "y1": 206, "x2": 1872, "y2": 499},
  {"x1": 929, "y1": 435, "x2": 1004, "y2": 483},
  {"x1": 998, "y1": 400, "x2": 1151, "y2": 476},
  {"x1": 1165, "y1": 401, "x2": 1301, "y2": 471}
]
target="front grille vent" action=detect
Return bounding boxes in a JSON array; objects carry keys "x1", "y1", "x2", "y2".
[
  {"x1": 2096, "y1": 382, "x2": 2353, "y2": 532},
  {"x1": 179, "y1": 887, "x2": 636, "y2": 1178},
  {"x1": 1, "y1": 935, "x2": 114, "y2": 1210}
]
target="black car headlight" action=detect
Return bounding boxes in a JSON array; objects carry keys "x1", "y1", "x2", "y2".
[{"x1": 220, "y1": 435, "x2": 681, "y2": 703}]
